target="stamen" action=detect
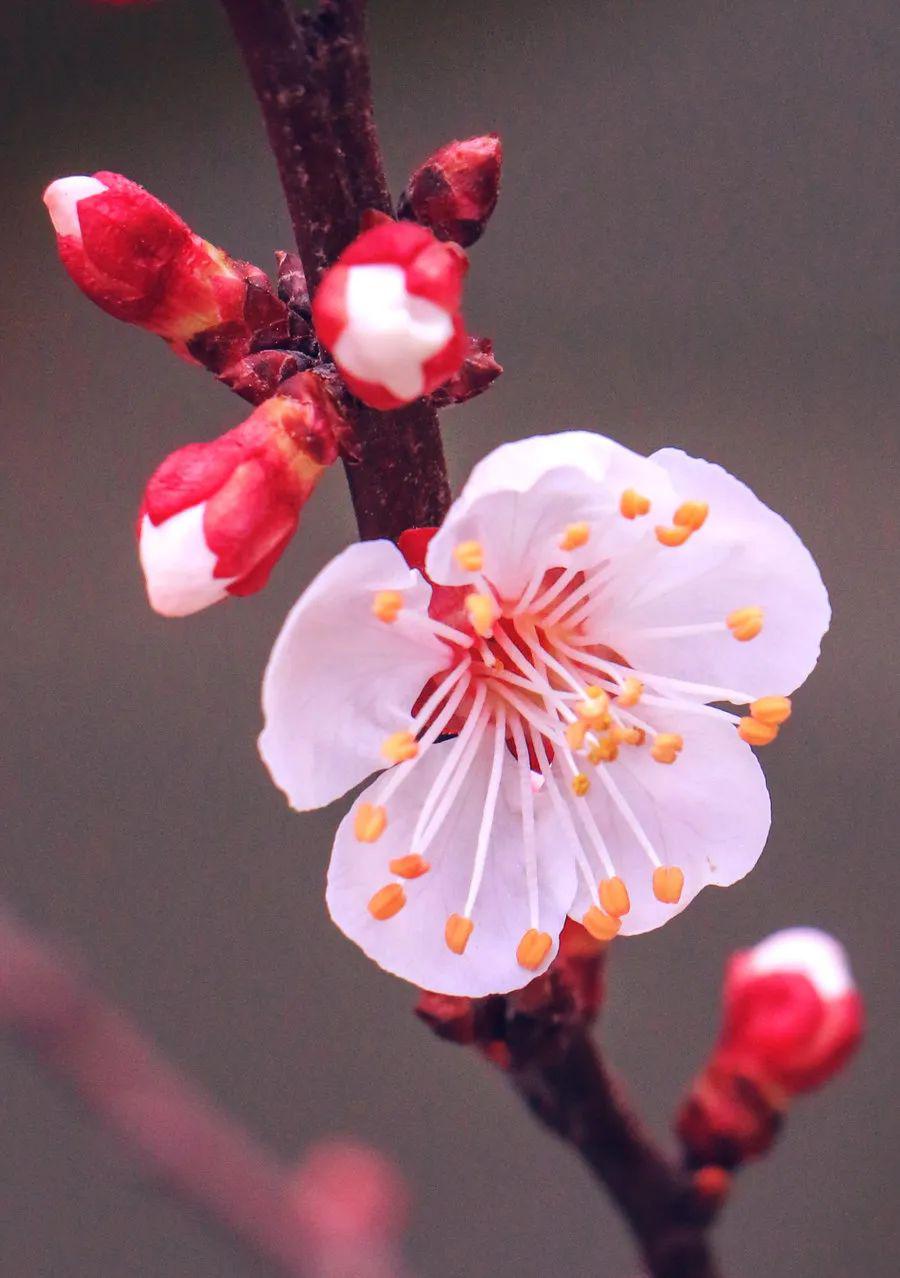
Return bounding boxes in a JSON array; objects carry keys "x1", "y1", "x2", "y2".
[
  {"x1": 582, "y1": 906, "x2": 621, "y2": 941},
  {"x1": 542, "y1": 559, "x2": 613, "y2": 628},
  {"x1": 372, "y1": 590, "x2": 403, "y2": 623},
  {"x1": 462, "y1": 707, "x2": 508, "y2": 918},
  {"x1": 532, "y1": 732, "x2": 605, "y2": 899},
  {"x1": 599, "y1": 876, "x2": 631, "y2": 917},
  {"x1": 560, "y1": 522, "x2": 590, "y2": 551},
  {"x1": 367, "y1": 884, "x2": 406, "y2": 920},
  {"x1": 453, "y1": 540, "x2": 484, "y2": 572},
  {"x1": 738, "y1": 717, "x2": 779, "y2": 746},
  {"x1": 414, "y1": 685, "x2": 489, "y2": 852},
  {"x1": 651, "y1": 732, "x2": 684, "y2": 764},
  {"x1": 388, "y1": 854, "x2": 430, "y2": 879},
  {"x1": 375, "y1": 659, "x2": 472, "y2": 806},
  {"x1": 421, "y1": 617, "x2": 476, "y2": 648},
  {"x1": 750, "y1": 695, "x2": 792, "y2": 725},
  {"x1": 726, "y1": 606, "x2": 764, "y2": 641},
  {"x1": 576, "y1": 690, "x2": 610, "y2": 723},
  {"x1": 528, "y1": 565, "x2": 578, "y2": 617},
  {"x1": 655, "y1": 524, "x2": 693, "y2": 547},
  {"x1": 445, "y1": 913, "x2": 474, "y2": 954},
  {"x1": 516, "y1": 928, "x2": 552, "y2": 970},
  {"x1": 354, "y1": 802, "x2": 387, "y2": 843},
  {"x1": 571, "y1": 772, "x2": 591, "y2": 797},
  {"x1": 465, "y1": 591, "x2": 497, "y2": 637},
  {"x1": 565, "y1": 719, "x2": 589, "y2": 750},
  {"x1": 595, "y1": 767, "x2": 662, "y2": 868},
  {"x1": 620, "y1": 488, "x2": 651, "y2": 519},
  {"x1": 616, "y1": 676, "x2": 643, "y2": 707},
  {"x1": 588, "y1": 735, "x2": 619, "y2": 764},
  {"x1": 673, "y1": 500, "x2": 709, "y2": 531},
  {"x1": 510, "y1": 714, "x2": 540, "y2": 929},
  {"x1": 381, "y1": 731, "x2": 419, "y2": 764},
  {"x1": 560, "y1": 644, "x2": 759, "y2": 708},
  {"x1": 652, "y1": 866, "x2": 685, "y2": 904},
  {"x1": 612, "y1": 725, "x2": 645, "y2": 747}
]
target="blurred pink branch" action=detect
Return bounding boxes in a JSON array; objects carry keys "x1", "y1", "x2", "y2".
[{"x1": 0, "y1": 909, "x2": 410, "y2": 1278}]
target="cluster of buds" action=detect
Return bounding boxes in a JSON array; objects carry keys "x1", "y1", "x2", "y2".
[
  {"x1": 678, "y1": 929, "x2": 863, "y2": 1168},
  {"x1": 139, "y1": 372, "x2": 343, "y2": 616}
]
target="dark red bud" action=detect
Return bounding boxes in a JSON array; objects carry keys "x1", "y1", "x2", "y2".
[
  {"x1": 431, "y1": 335, "x2": 502, "y2": 406},
  {"x1": 398, "y1": 134, "x2": 503, "y2": 248}
]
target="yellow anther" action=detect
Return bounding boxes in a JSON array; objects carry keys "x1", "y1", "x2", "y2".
[
  {"x1": 582, "y1": 906, "x2": 621, "y2": 941},
  {"x1": 445, "y1": 913, "x2": 474, "y2": 955},
  {"x1": 389, "y1": 853, "x2": 430, "y2": 879},
  {"x1": 651, "y1": 732, "x2": 684, "y2": 764},
  {"x1": 354, "y1": 802, "x2": 387, "y2": 843},
  {"x1": 372, "y1": 590, "x2": 403, "y2": 623},
  {"x1": 655, "y1": 524, "x2": 693, "y2": 547},
  {"x1": 565, "y1": 719, "x2": 589, "y2": 751},
  {"x1": 584, "y1": 684, "x2": 605, "y2": 698},
  {"x1": 453, "y1": 540, "x2": 484, "y2": 572},
  {"x1": 516, "y1": 928, "x2": 553, "y2": 970},
  {"x1": 727, "y1": 606, "x2": 764, "y2": 641},
  {"x1": 750, "y1": 695, "x2": 792, "y2": 725},
  {"x1": 576, "y1": 690, "x2": 610, "y2": 723},
  {"x1": 620, "y1": 488, "x2": 651, "y2": 519},
  {"x1": 738, "y1": 717, "x2": 779, "y2": 746},
  {"x1": 560, "y1": 522, "x2": 590, "y2": 551},
  {"x1": 367, "y1": 883, "x2": 406, "y2": 920},
  {"x1": 599, "y1": 876, "x2": 631, "y2": 918},
  {"x1": 616, "y1": 676, "x2": 644, "y2": 708},
  {"x1": 571, "y1": 772, "x2": 591, "y2": 797},
  {"x1": 673, "y1": 499, "x2": 709, "y2": 531},
  {"x1": 465, "y1": 591, "x2": 497, "y2": 637},
  {"x1": 652, "y1": 865, "x2": 685, "y2": 904},
  {"x1": 612, "y1": 725, "x2": 645, "y2": 747},
  {"x1": 381, "y1": 731, "x2": 418, "y2": 764},
  {"x1": 589, "y1": 734, "x2": 619, "y2": 764}
]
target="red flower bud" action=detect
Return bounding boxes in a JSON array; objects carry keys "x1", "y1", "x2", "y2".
[
  {"x1": 138, "y1": 373, "x2": 343, "y2": 616},
  {"x1": 398, "y1": 134, "x2": 503, "y2": 248},
  {"x1": 430, "y1": 335, "x2": 502, "y2": 406},
  {"x1": 312, "y1": 222, "x2": 468, "y2": 410}
]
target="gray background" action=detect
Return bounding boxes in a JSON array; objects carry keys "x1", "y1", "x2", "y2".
[{"x1": 2, "y1": 1, "x2": 898, "y2": 1274}]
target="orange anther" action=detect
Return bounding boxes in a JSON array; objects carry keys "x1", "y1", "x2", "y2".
[
  {"x1": 652, "y1": 865, "x2": 685, "y2": 904},
  {"x1": 571, "y1": 772, "x2": 591, "y2": 797},
  {"x1": 673, "y1": 500, "x2": 709, "y2": 531},
  {"x1": 354, "y1": 802, "x2": 387, "y2": 843},
  {"x1": 453, "y1": 540, "x2": 484, "y2": 572},
  {"x1": 577, "y1": 690, "x2": 610, "y2": 723},
  {"x1": 367, "y1": 883, "x2": 406, "y2": 920},
  {"x1": 372, "y1": 590, "x2": 403, "y2": 623},
  {"x1": 589, "y1": 734, "x2": 619, "y2": 764},
  {"x1": 599, "y1": 876, "x2": 631, "y2": 917},
  {"x1": 465, "y1": 591, "x2": 497, "y2": 637},
  {"x1": 738, "y1": 717, "x2": 779, "y2": 746},
  {"x1": 582, "y1": 907, "x2": 621, "y2": 941},
  {"x1": 445, "y1": 913, "x2": 474, "y2": 955},
  {"x1": 565, "y1": 719, "x2": 589, "y2": 751},
  {"x1": 651, "y1": 732, "x2": 683, "y2": 764},
  {"x1": 620, "y1": 488, "x2": 651, "y2": 519},
  {"x1": 584, "y1": 684, "x2": 605, "y2": 698},
  {"x1": 389, "y1": 854, "x2": 430, "y2": 879},
  {"x1": 560, "y1": 521, "x2": 590, "y2": 551},
  {"x1": 516, "y1": 928, "x2": 553, "y2": 970},
  {"x1": 750, "y1": 695, "x2": 792, "y2": 725},
  {"x1": 381, "y1": 730, "x2": 419, "y2": 764},
  {"x1": 655, "y1": 524, "x2": 693, "y2": 548},
  {"x1": 613, "y1": 725, "x2": 645, "y2": 747},
  {"x1": 726, "y1": 606, "x2": 764, "y2": 641},
  {"x1": 616, "y1": 676, "x2": 643, "y2": 708}
]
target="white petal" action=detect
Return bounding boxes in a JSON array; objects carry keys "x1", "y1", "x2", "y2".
[
  {"x1": 259, "y1": 541, "x2": 451, "y2": 811},
  {"x1": 747, "y1": 928, "x2": 854, "y2": 1000},
  {"x1": 598, "y1": 449, "x2": 830, "y2": 699},
  {"x1": 334, "y1": 264, "x2": 453, "y2": 401},
  {"x1": 139, "y1": 506, "x2": 233, "y2": 618},
  {"x1": 427, "y1": 431, "x2": 676, "y2": 600},
  {"x1": 562, "y1": 704, "x2": 770, "y2": 933},
  {"x1": 43, "y1": 176, "x2": 108, "y2": 240},
  {"x1": 327, "y1": 735, "x2": 578, "y2": 996}
]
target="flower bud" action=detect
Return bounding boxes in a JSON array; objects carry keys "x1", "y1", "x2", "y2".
[
  {"x1": 138, "y1": 373, "x2": 343, "y2": 616},
  {"x1": 398, "y1": 134, "x2": 502, "y2": 248},
  {"x1": 430, "y1": 335, "x2": 502, "y2": 406},
  {"x1": 312, "y1": 221, "x2": 468, "y2": 410}
]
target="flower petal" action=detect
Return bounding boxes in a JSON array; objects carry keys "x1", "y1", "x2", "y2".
[
  {"x1": 562, "y1": 704, "x2": 770, "y2": 934},
  {"x1": 259, "y1": 541, "x2": 451, "y2": 810},
  {"x1": 426, "y1": 431, "x2": 676, "y2": 600},
  {"x1": 597, "y1": 449, "x2": 830, "y2": 699},
  {"x1": 327, "y1": 735, "x2": 578, "y2": 996}
]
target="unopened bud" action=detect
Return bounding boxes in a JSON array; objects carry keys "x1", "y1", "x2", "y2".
[
  {"x1": 138, "y1": 372, "x2": 343, "y2": 616},
  {"x1": 313, "y1": 221, "x2": 468, "y2": 410},
  {"x1": 431, "y1": 335, "x2": 502, "y2": 406},
  {"x1": 398, "y1": 134, "x2": 502, "y2": 248}
]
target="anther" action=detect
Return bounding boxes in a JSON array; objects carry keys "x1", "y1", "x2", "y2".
[
  {"x1": 620, "y1": 488, "x2": 651, "y2": 519},
  {"x1": 726, "y1": 606, "x2": 764, "y2": 641},
  {"x1": 354, "y1": 802, "x2": 387, "y2": 843},
  {"x1": 577, "y1": 690, "x2": 610, "y2": 723},
  {"x1": 616, "y1": 676, "x2": 643, "y2": 707},
  {"x1": 613, "y1": 725, "x2": 645, "y2": 747},
  {"x1": 367, "y1": 884, "x2": 406, "y2": 920},
  {"x1": 445, "y1": 913, "x2": 474, "y2": 955},
  {"x1": 381, "y1": 731, "x2": 419, "y2": 764},
  {"x1": 738, "y1": 717, "x2": 779, "y2": 746},
  {"x1": 465, "y1": 591, "x2": 497, "y2": 637},
  {"x1": 589, "y1": 734, "x2": 619, "y2": 764},
  {"x1": 516, "y1": 928, "x2": 553, "y2": 970},
  {"x1": 750, "y1": 695, "x2": 792, "y2": 725},
  {"x1": 571, "y1": 772, "x2": 591, "y2": 797},
  {"x1": 389, "y1": 854, "x2": 430, "y2": 879},
  {"x1": 565, "y1": 720, "x2": 589, "y2": 751},
  {"x1": 560, "y1": 522, "x2": 590, "y2": 551},
  {"x1": 582, "y1": 907, "x2": 621, "y2": 941},
  {"x1": 372, "y1": 590, "x2": 404, "y2": 623},
  {"x1": 599, "y1": 876, "x2": 631, "y2": 917},
  {"x1": 673, "y1": 500, "x2": 709, "y2": 531},
  {"x1": 652, "y1": 866, "x2": 685, "y2": 904},
  {"x1": 655, "y1": 524, "x2": 693, "y2": 548},
  {"x1": 651, "y1": 732, "x2": 683, "y2": 764},
  {"x1": 453, "y1": 540, "x2": 484, "y2": 572}
]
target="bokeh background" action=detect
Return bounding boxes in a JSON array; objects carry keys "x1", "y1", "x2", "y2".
[{"x1": 3, "y1": 1, "x2": 898, "y2": 1274}]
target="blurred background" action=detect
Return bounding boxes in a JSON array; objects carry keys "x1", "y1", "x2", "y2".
[{"x1": 3, "y1": 0, "x2": 898, "y2": 1274}]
